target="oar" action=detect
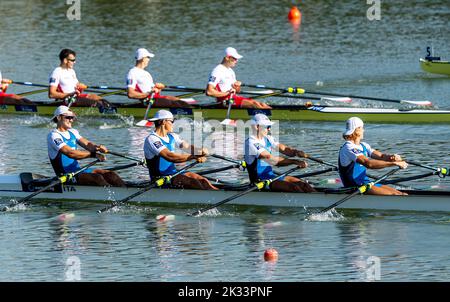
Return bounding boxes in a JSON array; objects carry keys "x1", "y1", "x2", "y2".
[
  {"x1": 242, "y1": 84, "x2": 432, "y2": 107},
  {"x1": 98, "y1": 161, "x2": 198, "y2": 213},
  {"x1": 2, "y1": 160, "x2": 99, "y2": 211},
  {"x1": 407, "y1": 160, "x2": 449, "y2": 177},
  {"x1": 135, "y1": 93, "x2": 155, "y2": 127},
  {"x1": 314, "y1": 168, "x2": 400, "y2": 215},
  {"x1": 189, "y1": 165, "x2": 301, "y2": 217},
  {"x1": 17, "y1": 88, "x2": 48, "y2": 97},
  {"x1": 211, "y1": 154, "x2": 247, "y2": 169},
  {"x1": 105, "y1": 151, "x2": 143, "y2": 163},
  {"x1": 196, "y1": 164, "x2": 241, "y2": 176},
  {"x1": 220, "y1": 94, "x2": 237, "y2": 126},
  {"x1": 104, "y1": 161, "x2": 145, "y2": 172}
]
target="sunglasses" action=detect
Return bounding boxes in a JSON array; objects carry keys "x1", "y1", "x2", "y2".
[
  {"x1": 62, "y1": 115, "x2": 75, "y2": 120},
  {"x1": 66, "y1": 58, "x2": 76, "y2": 62}
]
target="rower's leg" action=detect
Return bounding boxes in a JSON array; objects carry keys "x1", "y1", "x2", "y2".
[
  {"x1": 368, "y1": 184, "x2": 408, "y2": 196},
  {"x1": 92, "y1": 169, "x2": 126, "y2": 187},
  {"x1": 172, "y1": 173, "x2": 219, "y2": 190},
  {"x1": 0, "y1": 96, "x2": 34, "y2": 105},
  {"x1": 284, "y1": 175, "x2": 316, "y2": 192},
  {"x1": 153, "y1": 98, "x2": 191, "y2": 108},
  {"x1": 240, "y1": 99, "x2": 272, "y2": 109},
  {"x1": 76, "y1": 173, "x2": 110, "y2": 186},
  {"x1": 270, "y1": 180, "x2": 304, "y2": 192}
]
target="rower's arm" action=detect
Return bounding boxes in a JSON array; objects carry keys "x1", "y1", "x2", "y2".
[
  {"x1": 159, "y1": 148, "x2": 200, "y2": 163},
  {"x1": 370, "y1": 149, "x2": 402, "y2": 162},
  {"x1": 356, "y1": 154, "x2": 401, "y2": 169},
  {"x1": 259, "y1": 150, "x2": 305, "y2": 167},
  {"x1": 126, "y1": 87, "x2": 149, "y2": 99},
  {"x1": 205, "y1": 84, "x2": 233, "y2": 98},
  {"x1": 277, "y1": 143, "x2": 306, "y2": 157},
  {"x1": 58, "y1": 145, "x2": 95, "y2": 160},
  {"x1": 179, "y1": 142, "x2": 208, "y2": 156},
  {"x1": 49, "y1": 85, "x2": 71, "y2": 99}
]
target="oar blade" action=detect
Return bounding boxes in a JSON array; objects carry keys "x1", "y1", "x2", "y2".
[
  {"x1": 400, "y1": 100, "x2": 433, "y2": 106},
  {"x1": 220, "y1": 119, "x2": 237, "y2": 126},
  {"x1": 179, "y1": 98, "x2": 197, "y2": 104},
  {"x1": 320, "y1": 97, "x2": 352, "y2": 103},
  {"x1": 135, "y1": 120, "x2": 154, "y2": 127}
]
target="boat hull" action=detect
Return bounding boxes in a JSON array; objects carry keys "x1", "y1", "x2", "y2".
[
  {"x1": 2, "y1": 103, "x2": 450, "y2": 124},
  {"x1": 1, "y1": 174, "x2": 449, "y2": 213},
  {"x1": 420, "y1": 58, "x2": 450, "y2": 76}
]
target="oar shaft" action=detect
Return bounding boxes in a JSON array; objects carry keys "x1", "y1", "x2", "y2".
[
  {"x1": 5, "y1": 160, "x2": 99, "y2": 208},
  {"x1": 105, "y1": 161, "x2": 144, "y2": 172},
  {"x1": 406, "y1": 160, "x2": 438, "y2": 172},
  {"x1": 196, "y1": 164, "x2": 240, "y2": 176},
  {"x1": 107, "y1": 151, "x2": 142, "y2": 163}
]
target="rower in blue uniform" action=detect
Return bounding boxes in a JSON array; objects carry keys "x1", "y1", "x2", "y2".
[
  {"x1": 143, "y1": 110, "x2": 218, "y2": 190},
  {"x1": 244, "y1": 114, "x2": 315, "y2": 192},
  {"x1": 47, "y1": 105, "x2": 125, "y2": 186},
  {"x1": 338, "y1": 116, "x2": 408, "y2": 195}
]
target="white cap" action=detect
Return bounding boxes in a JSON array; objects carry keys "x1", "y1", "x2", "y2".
[
  {"x1": 149, "y1": 109, "x2": 174, "y2": 121},
  {"x1": 343, "y1": 117, "x2": 364, "y2": 136},
  {"x1": 225, "y1": 47, "x2": 243, "y2": 60},
  {"x1": 135, "y1": 48, "x2": 155, "y2": 60},
  {"x1": 251, "y1": 113, "x2": 274, "y2": 126},
  {"x1": 52, "y1": 105, "x2": 75, "y2": 121}
]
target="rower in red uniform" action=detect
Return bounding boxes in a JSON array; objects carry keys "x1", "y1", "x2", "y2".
[
  {"x1": 48, "y1": 49, "x2": 112, "y2": 109},
  {"x1": 0, "y1": 71, "x2": 33, "y2": 106},
  {"x1": 126, "y1": 48, "x2": 191, "y2": 107},
  {"x1": 206, "y1": 47, "x2": 271, "y2": 109}
]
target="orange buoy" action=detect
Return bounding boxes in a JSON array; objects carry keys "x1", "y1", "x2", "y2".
[
  {"x1": 288, "y1": 6, "x2": 302, "y2": 22},
  {"x1": 264, "y1": 248, "x2": 279, "y2": 261}
]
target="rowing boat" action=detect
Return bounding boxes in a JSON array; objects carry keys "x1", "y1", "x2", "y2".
[
  {"x1": 2, "y1": 101, "x2": 450, "y2": 124},
  {"x1": 420, "y1": 58, "x2": 450, "y2": 76},
  {"x1": 1, "y1": 173, "x2": 449, "y2": 213}
]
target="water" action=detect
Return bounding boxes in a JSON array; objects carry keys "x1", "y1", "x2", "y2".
[{"x1": 0, "y1": 0, "x2": 449, "y2": 282}]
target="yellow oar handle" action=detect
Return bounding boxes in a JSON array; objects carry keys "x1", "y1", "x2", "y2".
[
  {"x1": 256, "y1": 179, "x2": 272, "y2": 190},
  {"x1": 286, "y1": 87, "x2": 305, "y2": 94},
  {"x1": 155, "y1": 176, "x2": 172, "y2": 187},
  {"x1": 358, "y1": 183, "x2": 373, "y2": 194}
]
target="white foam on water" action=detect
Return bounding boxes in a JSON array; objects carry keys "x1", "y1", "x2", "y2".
[
  {"x1": 196, "y1": 208, "x2": 221, "y2": 217},
  {"x1": 305, "y1": 208, "x2": 345, "y2": 222}
]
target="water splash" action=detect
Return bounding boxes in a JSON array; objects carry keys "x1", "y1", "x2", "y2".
[{"x1": 304, "y1": 208, "x2": 345, "y2": 222}]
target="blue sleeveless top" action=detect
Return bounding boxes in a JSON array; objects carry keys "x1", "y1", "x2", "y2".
[
  {"x1": 146, "y1": 133, "x2": 178, "y2": 178},
  {"x1": 338, "y1": 142, "x2": 371, "y2": 187}
]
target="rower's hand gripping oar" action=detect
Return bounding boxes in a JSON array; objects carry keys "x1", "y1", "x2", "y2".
[
  {"x1": 136, "y1": 93, "x2": 155, "y2": 127},
  {"x1": 98, "y1": 161, "x2": 199, "y2": 213},
  {"x1": 189, "y1": 165, "x2": 302, "y2": 217},
  {"x1": 2, "y1": 160, "x2": 100, "y2": 211},
  {"x1": 242, "y1": 84, "x2": 432, "y2": 107},
  {"x1": 313, "y1": 167, "x2": 400, "y2": 215},
  {"x1": 220, "y1": 93, "x2": 237, "y2": 126}
]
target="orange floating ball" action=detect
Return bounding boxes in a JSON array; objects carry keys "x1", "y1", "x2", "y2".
[
  {"x1": 264, "y1": 248, "x2": 279, "y2": 261},
  {"x1": 288, "y1": 6, "x2": 302, "y2": 22}
]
